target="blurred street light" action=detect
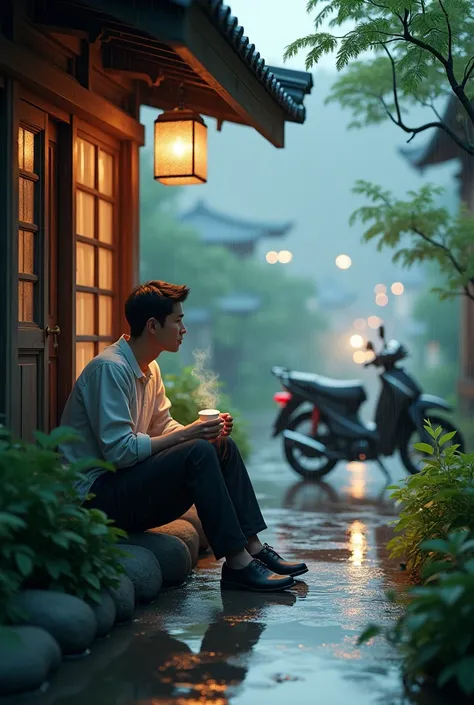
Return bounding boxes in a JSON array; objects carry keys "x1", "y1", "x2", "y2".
[
  {"x1": 368, "y1": 315, "x2": 382, "y2": 329},
  {"x1": 335, "y1": 254, "x2": 352, "y2": 270},
  {"x1": 391, "y1": 281, "x2": 404, "y2": 295},
  {"x1": 375, "y1": 292, "x2": 388, "y2": 307},
  {"x1": 353, "y1": 318, "x2": 366, "y2": 330},
  {"x1": 278, "y1": 250, "x2": 293, "y2": 264},
  {"x1": 265, "y1": 251, "x2": 278, "y2": 264},
  {"x1": 350, "y1": 334, "x2": 364, "y2": 349},
  {"x1": 353, "y1": 350, "x2": 366, "y2": 364},
  {"x1": 374, "y1": 284, "x2": 386, "y2": 294}
]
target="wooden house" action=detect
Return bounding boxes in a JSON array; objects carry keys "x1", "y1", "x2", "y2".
[{"x1": 0, "y1": 0, "x2": 312, "y2": 438}]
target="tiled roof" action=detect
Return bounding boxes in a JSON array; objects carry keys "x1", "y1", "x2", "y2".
[
  {"x1": 180, "y1": 201, "x2": 293, "y2": 244},
  {"x1": 175, "y1": 0, "x2": 311, "y2": 122}
]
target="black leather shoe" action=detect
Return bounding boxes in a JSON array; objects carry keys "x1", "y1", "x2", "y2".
[
  {"x1": 253, "y1": 544, "x2": 309, "y2": 577},
  {"x1": 221, "y1": 559, "x2": 295, "y2": 592}
]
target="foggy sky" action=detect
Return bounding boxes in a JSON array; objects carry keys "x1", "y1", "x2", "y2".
[{"x1": 140, "y1": 0, "x2": 459, "y2": 330}]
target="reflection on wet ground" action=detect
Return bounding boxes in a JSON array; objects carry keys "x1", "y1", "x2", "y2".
[{"x1": 14, "y1": 417, "x2": 417, "y2": 705}]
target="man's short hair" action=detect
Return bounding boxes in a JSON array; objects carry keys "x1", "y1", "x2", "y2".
[{"x1": 125, "y1": 280, "x2": 190, "y2": 337}]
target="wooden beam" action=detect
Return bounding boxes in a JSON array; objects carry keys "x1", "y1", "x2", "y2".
[
  {"x1": 0, "y1": 34, "x2": 144, "y2": 144},
  {"x1": 177, "y1": 6, "x2": 286, "y2": 147},
  {"x1": 66, "y1": 0, "x2": 286, "y2": 146},
  {"x1": 139, "y1": 80, "x2": 245, "y2": 125}
]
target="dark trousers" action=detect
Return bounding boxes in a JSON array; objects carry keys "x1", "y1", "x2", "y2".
[{"x1": 85, "y1": 437, "x2": 267, "y2": 560}]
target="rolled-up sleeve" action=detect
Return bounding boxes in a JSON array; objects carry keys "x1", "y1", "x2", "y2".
[{"x1": 83, "y1": 363, "x2": 152, "y2": 467}]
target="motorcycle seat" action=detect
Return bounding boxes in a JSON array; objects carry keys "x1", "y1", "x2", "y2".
[{"x1": 289, "y1": 370, "x2": 365, "y2": 402}]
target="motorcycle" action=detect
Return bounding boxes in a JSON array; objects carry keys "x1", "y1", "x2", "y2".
[{"x1": 271, "y1": 325, "x2": 464, "y2": 479}]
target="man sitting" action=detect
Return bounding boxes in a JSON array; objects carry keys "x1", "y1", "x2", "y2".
[{"x1": 60, "y1": 281, "x2": 308, "y2": 592}]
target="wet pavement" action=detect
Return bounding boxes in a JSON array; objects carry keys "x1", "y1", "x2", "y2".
[{"x1": 17, "y1": 416, "x2": 416, "y2": 705}]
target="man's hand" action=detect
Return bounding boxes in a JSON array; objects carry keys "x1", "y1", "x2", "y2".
[
  {"x1": 220, "y1": 413, "x2": 234, "y2": 436},
  {"x1": 182, "y1": 418, "x2": 224, "y2": 442}
]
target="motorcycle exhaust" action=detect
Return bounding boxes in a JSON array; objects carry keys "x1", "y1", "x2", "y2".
[{"x1": 283, "y1": 430, "x2": 342, "y2": 460}]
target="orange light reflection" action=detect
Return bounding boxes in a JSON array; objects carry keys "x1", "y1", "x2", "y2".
[{"x1": 349, "y1": 520, "x2": 367, "y2": 567}]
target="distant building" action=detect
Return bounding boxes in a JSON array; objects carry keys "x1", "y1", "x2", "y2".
[
  {"x1": 180, "y1": 200, "x2": 293, "y2": 257},
  {"x1": 179, "y1": 200, "x2": 294, "y2": 390},
  {"x1": 401, "y1": 100, "x2": 474, "y2": 410}
]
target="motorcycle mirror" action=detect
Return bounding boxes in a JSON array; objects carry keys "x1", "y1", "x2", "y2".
[
  {"x1": 379, "y1": 325, "x2": 385, "y2": 340},
  {"x1": 366, "y1": 341, "x2": 374, "y2": 352}
]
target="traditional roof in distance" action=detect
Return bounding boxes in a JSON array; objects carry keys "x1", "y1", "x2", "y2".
[
  {"x1": 180, "y1": 200, "x2": 293, "y2": 245},
  {"x1": 219, "y1": 292, "x2": 261, "y2": 314}
]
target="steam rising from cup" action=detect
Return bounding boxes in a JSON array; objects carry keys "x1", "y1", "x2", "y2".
[{"x1": 191, "y1": 349, "x2": 220, "y2": 411}]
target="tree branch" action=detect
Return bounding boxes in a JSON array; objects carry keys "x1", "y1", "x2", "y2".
[
  {"x1": 401, "y1": 13, "x2": 474, "y2": 127},
  {"x1": 410, "y1": 220, "x2": 465, "y2": 277},
  {"x1": 383, "y1": 44, "x2": 402, "y2": 124},
  {"x1": 437, "y1": 0, "x2": 453, "y2": 65},
  {"x1": 462, "y1": 57, "x2": 474, "y2": 90},
  {"x1": 410, "y1": 220, "x2": 474, "y2": 300},
  {"x1": 376, "y1": 96, "x2": 474, "y2": 155}
]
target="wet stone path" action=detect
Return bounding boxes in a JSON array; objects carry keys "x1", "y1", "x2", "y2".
[{"x1": 16, "y1": 419, "x2": 414, "y2": 705}]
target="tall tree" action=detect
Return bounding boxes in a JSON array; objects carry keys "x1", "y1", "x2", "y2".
[{"x1": 285, "y1": 0, "x2": 474, "y2": 300}]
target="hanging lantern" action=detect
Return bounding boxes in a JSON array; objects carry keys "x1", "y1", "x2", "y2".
[{"x1": 154, "y1": 108, "x2": 207, "y2": 186}]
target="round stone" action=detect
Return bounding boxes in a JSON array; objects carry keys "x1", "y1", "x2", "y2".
[
  {"x1": 108, "y1": 573, "x2": 135, "y2": 623},
  {"x1": 89, "y1": 591, "x2": 116, "y2": 637},
  {"x1": 180, "y1": 505, "x2": 210, "y2": 553},
  {"x1": 124, "y1": 533, "x2": 192, "y2": 586},
  {"x1": 0, "y1": 625, "x2": 62, "y2": 695},
  {"x1": 116, "y1": 545, "x2": 163, "y2": 604},
  {"x1": 11, "y1": 590, "x2": 97, "y2": 655},
  {"x1": 152, "y1": 520, "x2": 200, "y2": 567}
]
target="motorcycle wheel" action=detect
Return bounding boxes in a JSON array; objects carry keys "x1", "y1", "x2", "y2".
[
  {"x1": 283, "y1": 410, "x2": 338, "y2": 480},
  {"x1": 399, "y1": 415, "x2": 465, "y2": 475}
]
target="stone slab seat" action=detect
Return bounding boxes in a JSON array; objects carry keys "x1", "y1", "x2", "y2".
[
  {"x1": 116, "y1": 544, "x2": 163, "y2": 605},
  {"x1": 10, "y1": 590, "x2": 97, "y2": 656},
  {"x1": 180, "y1": 505, "x2": 210, "y2": 553},
  {"x1": 120, "y1": 532, "x2": 192, "y2": 587},
  {"x1": 0, "y1": 625, "x2": 62, "y2": 696},
  {"x1": 152, "y1": 519, "x2": 200, "y2": 567}
]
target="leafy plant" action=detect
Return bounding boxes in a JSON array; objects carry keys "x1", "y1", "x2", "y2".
[
  {"x1": 285, "y1": 1, "x2": 474, "y2": 300},
  {"x1": 0, "y1": 426, "x2": 126, "y2": 625},
  {"x1": 359, "y1": 531, "x2": 474, "y2": 698},
  {"x1": 164, "y1": 367, "x2": 251, "y2": 460},
  {"x1": 387, "y1": 420, "x2": 474, "y2": 579}
]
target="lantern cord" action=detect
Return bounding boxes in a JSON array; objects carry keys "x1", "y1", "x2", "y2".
[{"x1": 179, "y1": 82, "x2": 186, "y2": 110}]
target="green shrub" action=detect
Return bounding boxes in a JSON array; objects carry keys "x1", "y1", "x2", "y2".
[
  {"x1": 360, "y1": 532, "x2": 474, "y2": 699},
  {"x1": 388, "y1": 421, "x2": 474, "y2": 580},
  {"x1": 164, "y1": 366, "x2": 251, "y2": 460},
  {"x1": 0, "y1": 427, "x2": 126, "y2": 625}
]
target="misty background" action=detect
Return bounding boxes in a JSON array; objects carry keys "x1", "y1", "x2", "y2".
[{"x1": 138, "y1": 0, "x2": 461, "y2": 416}]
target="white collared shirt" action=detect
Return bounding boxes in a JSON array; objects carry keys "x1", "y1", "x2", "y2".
[{"x1": 60, "y1": 335, "x2": 182, "y2": 499}]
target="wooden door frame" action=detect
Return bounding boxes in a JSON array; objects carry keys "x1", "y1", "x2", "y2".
[{"x1": 0, "y1": 77, "x2": 19, "y2": 432}]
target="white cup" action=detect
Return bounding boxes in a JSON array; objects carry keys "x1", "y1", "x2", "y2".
[{"x1": 198, "y1": 408, "x2": 221, "y2": 422}]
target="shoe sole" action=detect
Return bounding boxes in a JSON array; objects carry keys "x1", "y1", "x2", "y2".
[{"x1": 220, "y1": 579, "x2": 295, "y2": 593}]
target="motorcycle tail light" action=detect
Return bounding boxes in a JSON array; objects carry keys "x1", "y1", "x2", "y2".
[{"x1": 273, "y1": 391, "x2": 292, "y2": 407}]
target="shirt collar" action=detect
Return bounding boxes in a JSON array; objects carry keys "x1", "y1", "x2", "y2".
[{"x1": 117, "y1": 335, "x2": 153, "y2": 380}]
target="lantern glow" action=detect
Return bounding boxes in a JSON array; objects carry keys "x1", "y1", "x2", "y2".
[{"x1": 154, "y1": 109, "x2": 207, "y2": 186}]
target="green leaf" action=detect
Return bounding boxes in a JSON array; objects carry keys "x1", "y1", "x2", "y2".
[
  {"x1": 421, "y1": 538, "x2": 450, "y2": 554},
  {"x1": 0, "y1": 512, "x2": 27, "y2": 530},
  {"x1": 456, "y1": 656, "x2": 474, "y2": 694},
  {"x1": 357, "y1": 624, "x2": 381, "y2": 645},
  {"x1": 14, "y1": 553, "x2": 34, "y2": 577},
  {"x1": 85, "y1": 573, "x2": 101, "y2": 590},
  {"x1": 413, "y1": 442, "x2": 434, "y2": 455},
  {"x1": 439, "y1": 430, "x2": 457, "y2": 445}
]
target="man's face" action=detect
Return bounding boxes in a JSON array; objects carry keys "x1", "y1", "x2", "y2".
[{"x1": 152, "y1": 302, "x2": 187, "y2": 353}]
